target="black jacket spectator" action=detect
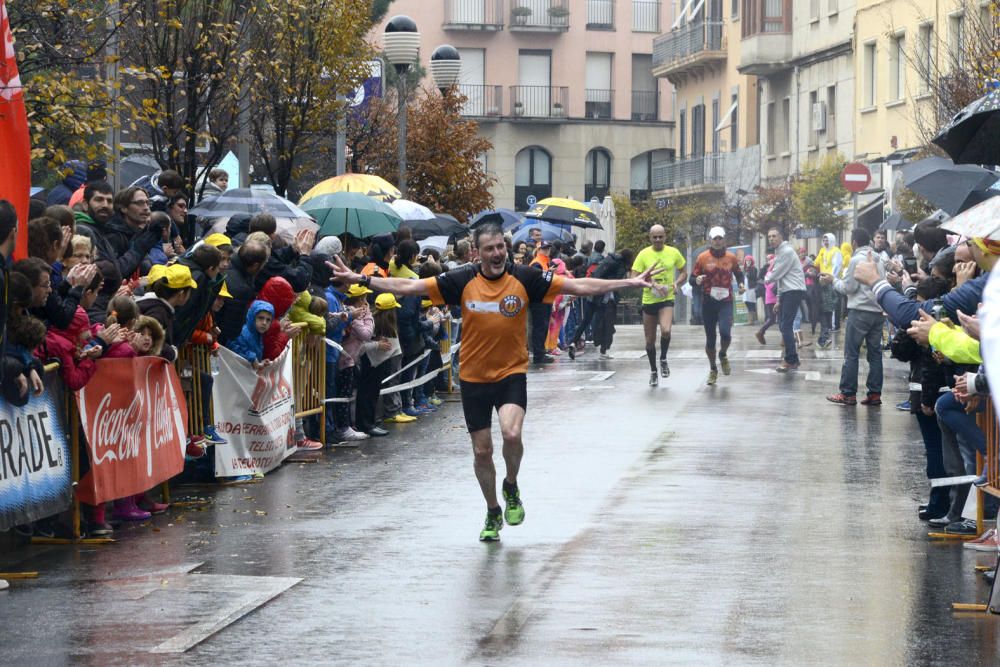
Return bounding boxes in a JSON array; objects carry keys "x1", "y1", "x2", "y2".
[
  {"x1": 217, "y1": 245, "x2": 267, "y2": 345},
  {"x1": 253, "y1": 244, "x2": 313, "y2": 293}
]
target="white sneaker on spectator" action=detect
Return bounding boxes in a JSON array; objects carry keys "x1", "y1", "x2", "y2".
[
  {"x1": 344, "y1": 428, "x2": 370, "y2": 441},
  {"x1": 964, "y1": 528, "x2": 998, "y2": 551},
  {"x1": 0, "y1": 579, "x2": 7, "y2": 591},
  {"x1": 330, "y1": 428, "x2": 366, "y2": 446},
  {"x1": 599, "y1": 352, "x2": 613, "y2": 360}
]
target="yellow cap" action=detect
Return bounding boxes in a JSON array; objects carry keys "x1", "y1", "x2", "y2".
[
  {"x1": 346, "y1": 284, "x2": 373, "y2": 299},
  {"x1": 218, "y1": 281, "x2": 233, "y2": 299},
  {"x1": 375, "y1": 293, "x2": 402, "y2": 310},
  {"x1": 203, "y1": 233, "x2": 232, "y2": 248},
  {"x1": 148, "y1": 263, "x2": 198, "y2": 290},
  {"x1": 420, "y1": 299, "x2": 433, "y2": 309}
]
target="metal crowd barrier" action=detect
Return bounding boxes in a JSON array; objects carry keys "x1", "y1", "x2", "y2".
[
  {"x1": 291, "y1": 334, "x2": 327, "y2": 444},
  {"x1": 980, "y1": 401, "x2": 999, "y2": 505},
  {"x1": 176, "y1": 343, "x2": 213, "y2": 438},
  {"x1": 30, "y1": 363, "x2": 113, "y2": 546}
]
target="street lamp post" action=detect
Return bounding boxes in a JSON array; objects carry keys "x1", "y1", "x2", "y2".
[
  {"x1": 383, "y1": 16, "x2": 421, "y2": 198},
  {"x1": 429, "y1": 45, "x2": 462, "y2": 97}
]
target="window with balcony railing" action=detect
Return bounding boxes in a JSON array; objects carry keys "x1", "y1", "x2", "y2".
[
  {"x1": 632, "y1": 0, "x2": 659, "y2": 32},
  {"x1": 457, "y1": 84, "x2": 504, "y2": 117},
  {"x1": 444, "y1": 0, "x2": 505, "y2": 28},
  {"x1": 741, "y1": 0, "x2": 791, "y2": 37},
  {"x1": 510, "y1": 85, "x2": 569, "y2": 118},
  {"x1": 510, "y1": 0, "x2": 570, "y2": 29},
  {"x1": 587, "y1": 0, "x2": 614, "y2": 29},
  {"x1": 585, "y1": 89, "x2": 614, "y2": 119},
  {"x1": 631, "y1": 90, "x2": 658, "y2": 121},
  {"x1": 653, "y1": 20, "x2": 724, "y2": 68}
]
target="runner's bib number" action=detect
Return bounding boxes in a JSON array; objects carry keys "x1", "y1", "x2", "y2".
[{"x1": 710, "y1": 286, "x2": 729, "y2": 301}]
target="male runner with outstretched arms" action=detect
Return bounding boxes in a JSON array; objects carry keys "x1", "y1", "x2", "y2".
[{"x1": 328, "y1": 223, "x2": 662, "y2": 541}]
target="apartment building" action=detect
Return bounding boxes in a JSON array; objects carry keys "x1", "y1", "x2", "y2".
[
  {"x1": 650, "y1": 0, "x2": 761, "y2": 204},
  {"x1": 854, "y1": 0, "x2": 991, "y2": 220},
  {"x1": 376, "y1": 0, "x2": 675, "y2": 211},
  {"x1": 738, "y1": 0, "x2": 856, "y2": 185}
]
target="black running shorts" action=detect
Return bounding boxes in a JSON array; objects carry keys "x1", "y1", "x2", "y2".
[
  {"x1": 460, "y1": 373, "x2": 528, "y2": 432},
  {"x1": 641, "y1": 300, "x2": 675, "y2": 316}
]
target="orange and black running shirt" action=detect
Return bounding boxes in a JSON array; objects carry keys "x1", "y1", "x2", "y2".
[
  {"x1": 423, "y1": 263, "x2": 565, "y2": 383},
  {"x1": 692, "y1": 250, "x2": 742, "y2": 302}
]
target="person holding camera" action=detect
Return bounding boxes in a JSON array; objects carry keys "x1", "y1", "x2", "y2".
[{"x1": 822, "y1": 228, "x2": 886, "y2": 406}]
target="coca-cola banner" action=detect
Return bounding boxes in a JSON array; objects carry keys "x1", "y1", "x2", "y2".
[
  {"x1": 76, "y1": 358, "x2": 188, "y2": 505},
  {"x1": 212, "y1": 345, "x2": 296, "y2": 477},
  {"x1": 0, "y1": 375, "x2": 71, "y2": 531}
]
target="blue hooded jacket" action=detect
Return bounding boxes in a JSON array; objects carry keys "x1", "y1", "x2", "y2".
[
  {"x1": 324, "y1": 286, "x2": 349, "y2": 363},
  {"x1": 228, "y1": 300, "x2": 274, "y2": 363}
]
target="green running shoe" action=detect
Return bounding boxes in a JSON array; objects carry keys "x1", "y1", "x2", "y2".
[
  {"x1": 707, "y1": 369, "x2": 718, "y2": 385},
  {"x1": 479, "y1": 510, "x2": 503, "y2": 542},
  {"x1": 719, "y1": 355, "x2": 731, "y2": 376},
  {"x1": 503, "y1": 486, "x2": 525, "y2": 526}
]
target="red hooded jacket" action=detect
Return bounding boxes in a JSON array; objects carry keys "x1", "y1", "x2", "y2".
[
  {"x1": 258, "y1": 277, "x2": 296, "y2": 360},
  {"x1": 37, "y1": 307, "x2": 97, "y2": 390}
]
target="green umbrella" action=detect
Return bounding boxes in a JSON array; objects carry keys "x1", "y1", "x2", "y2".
[{"x1": 300, "y1": 192, "x2": 402, "y2": 238}]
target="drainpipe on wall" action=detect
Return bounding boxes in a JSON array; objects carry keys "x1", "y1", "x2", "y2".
[{"x1": 793, "y1": 64, "x2": 801, "y2": 176}]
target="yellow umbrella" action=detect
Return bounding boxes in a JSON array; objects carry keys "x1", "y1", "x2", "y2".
[
  {"x1": 524, "y1": 197, "x2": 602, "y2": 229},
  {"x1": 299, "y1": 174, "x2": 401, "y2": 205}
]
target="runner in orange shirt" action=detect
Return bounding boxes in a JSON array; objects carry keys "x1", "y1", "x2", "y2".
[
  {"x1": 329, "y1": 223, "x2": 662, "y2": 542},
  {"x1": 690, "y1": 227, "x2": 744, "y2": 385}
]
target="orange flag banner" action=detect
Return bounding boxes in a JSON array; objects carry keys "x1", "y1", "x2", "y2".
[{"x1": 0, "y1": 0, "x2": 30, "y2": 259}]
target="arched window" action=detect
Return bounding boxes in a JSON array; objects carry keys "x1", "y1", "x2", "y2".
[
  {"x1": 585, "y1": 148, "x2": 611, "y2": 203},
  {"x1": 514, "y1": 146, "x2": 552, "y2": 211}
]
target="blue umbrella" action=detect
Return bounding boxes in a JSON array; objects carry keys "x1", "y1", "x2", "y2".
[
  {"x1": 511, "y1": 221, "x2": 574, "y2": 245},
  {"x1": 471, "y1": 208, "x2": 523, "y2": 232}
]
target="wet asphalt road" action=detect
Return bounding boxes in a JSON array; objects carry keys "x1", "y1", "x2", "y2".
[{"x1": 2, "y1": 324, "x2": 1000, "y2": 665}]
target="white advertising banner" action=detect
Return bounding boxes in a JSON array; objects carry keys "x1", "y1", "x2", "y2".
[{"x1": 213, "y1": 345, "x2": 296, "y2": 477}]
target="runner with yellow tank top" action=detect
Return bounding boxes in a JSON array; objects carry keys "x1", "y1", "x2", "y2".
[{"x1": 631, "y1": 224, "x2": 688, "y2": 387}]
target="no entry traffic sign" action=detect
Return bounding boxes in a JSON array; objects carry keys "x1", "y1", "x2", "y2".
[{"x1": 840, "y1": 162, "x2": 872, "y2": 193}]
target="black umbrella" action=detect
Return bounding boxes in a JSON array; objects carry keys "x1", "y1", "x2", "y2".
[
  {"x1": 900, "y1": 156, "x2": 999, "y2": 216},
  {"x1": 957, "y1": 189, "x2": 1000, "y2": 214},
  {"x1": 406, "y1": 214, "x2": 468, "y2": 241},
  {"x1": 932, "y1": 89, "x2": 1000, "y2": 165},
  {"x1": 879, "y1": 212, "x2": 911, "y2": 231}
]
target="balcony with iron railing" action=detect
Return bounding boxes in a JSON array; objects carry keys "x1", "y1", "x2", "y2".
[
  {"x1": 444, "y1": 0, "x2": 505, "y2": 30},
  {"x1": 632, "y1": 0, "x2": 660, "y2": 32},
  {"x1": 509, "y1": 0, "x2": 570, "y2": 32},
  {"x1": 510, "y1": 85, "x2": 569, "y2": 118},
  {"x1": 652, "y1": 20, "x2": 726, "y2": 83},
  {"x1": 652, "y1": 153, "x2": 724, "y2": 194},
  {"x1": 586, "y1": 0, "x2": 614, "y2": 29},
  {"x1": 456, "y1": 84, "x2": 504, "y2": 119},
  {"x1": 631, "y1": 90, "x2": 659, "y2": 121},
  {"x1": 585, "y1": 89, "x2": 613, "y2": 119}
]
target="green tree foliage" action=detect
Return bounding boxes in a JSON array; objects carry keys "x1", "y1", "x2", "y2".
[
  {"x1": 9, "y1": 0, "x2": 131, "y2": 176},
  {"x1": 747, "y1": 181, "x2": 796, "y2": 237},
  {"x1": 895, "y1": 186, "x2": 936, "y2": 225},
  {"x1": 370, "y1": 0, "x2": 396, "y2": 24},
  {"x1": 791, "y1": 155, "x2": 847, "y2": 234},
  {"x1": 247, "y1": 0, "x2": 372, "y2": 197}
]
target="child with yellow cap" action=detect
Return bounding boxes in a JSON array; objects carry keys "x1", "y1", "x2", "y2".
[{"x1": 136, "y1": 263, "x2": 197, "y2": 362}]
